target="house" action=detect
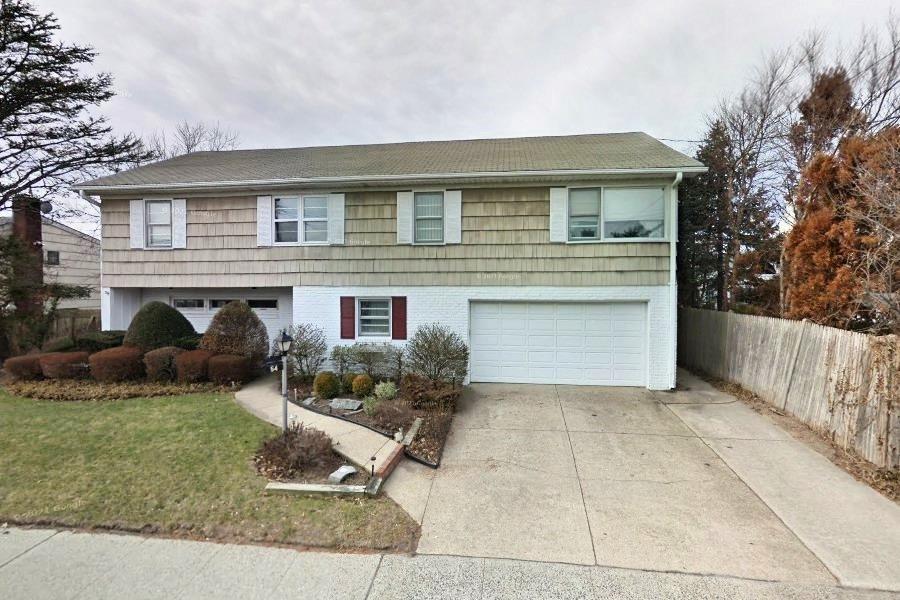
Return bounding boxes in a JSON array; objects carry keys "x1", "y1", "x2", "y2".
[
  {"x1": 75, "y1": 132, "x2": 706, "y2": 390},
  {"x1": 0, "y1": 216, "x2": 101, "y2": 310}
]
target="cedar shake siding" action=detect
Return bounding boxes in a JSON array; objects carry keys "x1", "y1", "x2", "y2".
[{"x1": 99, "y1": 186, "x2": 671, "y2": 288}]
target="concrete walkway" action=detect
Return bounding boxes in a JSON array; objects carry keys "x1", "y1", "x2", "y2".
[
  {"x1": 234, "y1": 376, "x2": 401, "y2": 476},
  {"x1": 1, "y1": 526, "x2": 894, "y2": 600}
]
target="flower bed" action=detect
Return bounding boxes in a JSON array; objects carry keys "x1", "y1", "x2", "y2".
[
  {"x1": 3, "y1": 379, "x2": 224, "y2": 401},
  {"x1": 253, "y1": 422, "x2": 370, "y2": 485}
]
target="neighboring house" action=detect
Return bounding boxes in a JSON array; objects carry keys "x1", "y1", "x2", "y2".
[
  {"x1": 75, "y1": 133, "x2": 705, "y2": 389},
  {"x1": 0, "y1": 216, "x2": 101, "y2": 310}
]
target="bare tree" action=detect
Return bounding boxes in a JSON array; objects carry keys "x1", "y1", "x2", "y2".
[{"x1": 143, "y1": 120, "x2": 239, "y2": 160}]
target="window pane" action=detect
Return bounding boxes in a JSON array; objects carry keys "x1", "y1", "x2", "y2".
[
  {"x1": 247, "y1": 299, "x2": 277, "y2": 309},
  {"x1": 568, "y1": 189, "x2": 600, "y2": 216},
  {"x1": 304, "y1": 220, "x2": 327, "y2": 242},
  {"x1": 148, "y1": 225, "x2": 172, "y2": 246},
  {"x1": 415, "y1": 220, "x2": 443, "y2": 243},
  {"x1": 569, "y1": 218, "x2": 599, "y2": 240},
  {"x1": 359, "y1": 299, "x2": 390, "y2": 336},
  {"x1": 209, "y1": 299, "x2": 237, "y2": 309},
  {"x1": 275, "y1": 221, "x2": 298, "y2": 243},
  {"x1": 46, "y1": 251, "x2": 60, "y2": 265},
  {"x1": 302, "y1": 197, "x2": 327, "y2": 219},
  {"x1": 604, "y1": 188, "x2": 665, "y2": 239},
  {"x1": 173, "y1": 298, "x2": 204, "y2": 309},
  {"x1": 147, "y1": 201, "x2": 171, "y2": 225},
  {"x1": 414, "y1": 193, "x2": 443, "y2": 218},
  {"x1": 274, "y1": 197, "x2": 299, "y2": 220}
]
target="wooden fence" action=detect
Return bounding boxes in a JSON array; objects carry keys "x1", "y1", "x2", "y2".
[
  {"x1": 678, "y1": 307, "x2": 899, "y2": 470},
  {"x1": 47, "y1": 308, "x2": 101, "y2": 339}
]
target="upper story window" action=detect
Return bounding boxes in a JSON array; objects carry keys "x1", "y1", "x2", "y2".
[
  {"x1": 274, "y1": 195, "x2": 328, "y2": 244},
  {"x1": 358, "y1": 298, "x2": 391, "y2": 337},
  {"x1": 414, "y1": 192, "x2": 443, "y2": 243},
  {"x1": 46, "y1": 250, "x2": 60, "y2": 265},
  {"x1": 146, "y1": 200, "x2": 172, "y2": 247},
  {"x1": 568, "y1": 189, "x2": 601, "y2": 241},
  {"x1": 567, "y1": 187, "x2": 666, "y2": 242}
]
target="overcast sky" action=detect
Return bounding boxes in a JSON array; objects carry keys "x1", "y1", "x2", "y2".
[{"x1": 41, "y1": 0, "x2": 896, "y2": 157}]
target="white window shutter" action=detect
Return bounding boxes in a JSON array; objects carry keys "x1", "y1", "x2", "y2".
[
  {"x1": 444, "y1": 190, "x2": 462, "y2": 244},
  {"x1": 396, "y1": 191, "x2": 413, "y2": 244},
  {"x1": 257, "y1": 196, "x2": 272, "y2": 246},
  {"x1": 327, "y1": 193, "x2": 345, "y2": 245},
  {"x1": 549, "y1": 187, "x2": 567, "y2": 243},
  {"x1": 172, "y1": 198, "x2": 187, "y2": 248},
  {"x1": 129, "y1": 199, "x2": 145, "y2": 249}
]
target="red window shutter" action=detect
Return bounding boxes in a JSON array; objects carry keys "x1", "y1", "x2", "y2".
[
  {"x1": 391, "y1": 296, "x2": 407, "y2": 340},
  {"x1": 340, "y1": 297, "x2": 355, "y2": 339}
]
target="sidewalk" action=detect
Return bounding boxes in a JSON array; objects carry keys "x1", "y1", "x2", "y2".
[{"x1": 1, "y1": 527, "x2": 893, "y2": 600}]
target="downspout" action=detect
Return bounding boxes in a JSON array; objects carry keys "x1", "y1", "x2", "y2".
[{"x1": 669, "y1": 172, "x2": 682, "y2": 389}]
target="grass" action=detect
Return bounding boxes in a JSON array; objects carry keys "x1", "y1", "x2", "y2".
[{"x1": 0, "y1": 388, "x2": 419, "y2": 551}]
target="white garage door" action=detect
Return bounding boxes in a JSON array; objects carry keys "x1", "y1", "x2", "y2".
[{"x1": 469, "y1": 301, "x2": 647, "y2": 386}]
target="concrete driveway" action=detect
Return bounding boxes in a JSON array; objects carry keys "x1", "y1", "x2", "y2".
[{"x1": 398, "y1": 370, "x2": 900, "y2": 591}]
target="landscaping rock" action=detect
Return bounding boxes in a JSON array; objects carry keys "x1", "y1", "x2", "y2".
[
  {"x1": 328, "y1": 465, "x2": 358, "y2": 484},
  {"x1": 330, "y1": 398, "x2": 363, "y2": 411}
]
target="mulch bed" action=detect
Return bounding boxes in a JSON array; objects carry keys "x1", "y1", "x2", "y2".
[
  {"x1": 293, "y1": 388, "x2": 453, "y2": 466},
  {"x1": 254, "y1": 449, "x2": 371, "y2": 486},
  {"x1": 2, "y1": 379, "x2": 226, "y2": 401}
]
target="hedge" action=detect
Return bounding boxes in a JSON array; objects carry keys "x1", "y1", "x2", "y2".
[
  {"x1": 123, "y1": 301, "x2": 196, "y2": 352},
  {"x1": 39, "y1": 351, "x2": 90, "y2": 379},
  {"x1": 4, "y1": 354, "x2": 44, "y2": 381},
  {"x1": 76, "y1": 330, "x2": 125, "y2": 353},
  {"x1": 89, "y1": 346, "x2": 145, "y2": 383},
  {"x1": 175, "y1": 349, "x2": 215, "y2": 383},
  {"x1": 144, "y1": 346, "x2": 184, "y2": 382},
  {"x1": 208, "y1": 354, "x2": 251, "y2": 385}
]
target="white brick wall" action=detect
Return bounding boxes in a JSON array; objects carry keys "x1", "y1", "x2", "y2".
[{"x1": 293, "y1": 285, "x2": 675, "y2": 390}]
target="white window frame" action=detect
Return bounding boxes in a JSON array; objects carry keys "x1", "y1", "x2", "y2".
[
  {"x1": 171, "y1": 297, "x2": 205, "y2": 310},
  {"x1": 357, "y1": 297, "x2": 392, "y2": 338},
  {"x1": 272, "y1": 194, "x2": 329, "y2": 246},
  {"x1": 146, "y1": 199, "x2": 173, "y2": 248},
  {"x1": 246, "y1": 298, "x2": 279, "y2": 311},
  {"x1": 567, "y1": 187, "x2": 602, "y2": 242},
  {"x1": 566, "y1": 185, "x2": 669, "y2": 243},
  {"x1": 413, "y1": 190, "x2": 444, "y2": 244}
]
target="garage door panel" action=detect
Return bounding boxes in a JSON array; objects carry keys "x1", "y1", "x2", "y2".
[{"x1": 470, "y1": 301, "x2": 647, "y2": 387}]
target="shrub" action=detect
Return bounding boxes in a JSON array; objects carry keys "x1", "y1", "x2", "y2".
[
  {"x1": 89, "y1": 346, "x2": 145, "y2": 382},
  {"x1": 76, "y1": 330, "x2": 125, "y2": 353},
  {"x1": 400, "y1": 373, "x2": 461, "y2": 411},
  {"x1": 276, "y1": 323, "x2": 326, "y2": 381},
  {"x1": 341, "y1": 372, "x2": 358, "y2": 394},
  {"x1": 123, "y1": 302, "x2": 196, "y2": 352},
  {"x1": 175, "y1": 349, "x2": 215, "y2": 383},
  {"x1": 39, "y1": 351, "x2": 90, "y2": 379},
  {"x1": 313, "y1": 370, "x2": 340, "y2": 399},
  {"x1": 329, "y1": 345, "x2": 353, "y2": 378},
  {"x1": 200, "y1": 301, "x2": 268, "y2": 366},
  {"x1": 348, "y1": 342, "x2": 392, "y2": 379},
  {"x1": 406, "y1": 323, "x2": 469, "y2": 384},
  {"x1": 173, "y1": 333, "x2": 202, "y2": 351},
  {"x1": 143, "y1": 346, "x2": 184, "y2": 382},
  {"x1": 42, "y1": 336, "x2": 75, "y2": 353},
  {"x1": 363, "y1": 395, "x2": 380, "y2": 416},
  {"x1": 208, "y1": 354, "x2": 252, "y2": 385},
  {"x1": 254, "y1": 422, "x2": 333, "y2": 480},
  {"x1": 352, "y1": 373, "x2": 374, "y2": 398},
  {"x1": 4, "y1": 379, "x2": 219, "y2": 401},
  {"x1": 4, "y1": 354, "x2": 44, "y2": 381},
  {"x1": 374, "y1": 380, "x2": 398, "y2": 401},
  {"x1": 370, "y1": 401, "x2": 416, "y2": 433}
]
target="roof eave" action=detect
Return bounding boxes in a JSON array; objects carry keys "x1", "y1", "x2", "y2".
[{"x1": 74, "y1": 166, "x2": 707, "y2": 196}]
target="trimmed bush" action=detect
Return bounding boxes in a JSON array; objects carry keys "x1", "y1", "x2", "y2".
[
  {"x1": 123, "y1": 302, "x2": 196, "y2": 352},
  {"x1": 4, "y1": 354, "x2": 44, "y2": 381},
  {"x1": 254, "y1": 423, "x2": 333, "y2": 480},
  {"x1": 143, "y1": 346, "x2": 184, "y2": 382},
  {"x1": 400, "y1": 373, "x2": 461, "y2": 411},
  {"x1": 352, "y1": 373, "x2": 374, "y2": 398},
  {"x1": 374, "y1": 380, "x2": 398, "y2": 401},
  {"x1": 208, "y1": 354, "x2": 251, "y2": 385},
  {"x1": 276, "y1": 323, "x2": 326, "y2": 381},
  {"x1": 76, "y1": 330, "x2": 125, "y2": 353},
  {"x1": 313, "y1": 371, "x2": 340, "y2": 400},
  {"x1": 175, "y1": 349, "x2": 214, "y2": 383},
  {"x1": 340, "y1": 372, "x2": 357, "y2": 394},
  {"x1": 173, "y1": 333, "x2": 202, "y2": 351},
  {"x1": 39, "y1": 351, "x2": 90, "y2": 379},
  {"x1": 42, "y1": 336, "x2": 75, "y2": 353},
  {"x1": 89, "y1": 346, "x2": 145, "y2": 383},
  {"x1": 406, "y1": 323, "x2": 469, "y2": 384},
  {"x1": 200, "y1": 301, "x2": 268, "y2": 366}
]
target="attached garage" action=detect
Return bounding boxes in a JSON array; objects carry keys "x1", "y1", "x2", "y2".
[{"x1": 469, "y1": 301, "x2": 647, "y2": 386}]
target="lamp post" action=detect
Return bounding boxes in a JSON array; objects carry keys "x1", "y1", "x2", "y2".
[{"x1": 276, "y1": 329, "x2": 294, "y2": 431}]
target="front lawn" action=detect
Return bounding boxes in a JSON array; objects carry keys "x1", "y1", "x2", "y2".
[{"x1": 0, "y1": 389, "x2": 418, "y2": 551}]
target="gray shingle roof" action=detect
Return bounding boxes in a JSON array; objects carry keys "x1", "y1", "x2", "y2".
[{"x1": 78, "y1": 132, "x2": 704, "y2": 190}]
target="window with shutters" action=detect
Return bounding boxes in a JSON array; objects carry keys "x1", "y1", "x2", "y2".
[
  {"x1": 146, "y1": 200, "x2": 172, "y2": 248},
  {"x1": 414, "y1": 192, "x2": 443, "y2": 243},
  {"x1": 273, "y1": 195, "x2": 328, "y2": 244},
  {"x1": 358, "y1": 298, "x2": 391, "y2": 337},
  {"x1": 568, "y1": 188, "x2": 601, "y2": 241}
]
